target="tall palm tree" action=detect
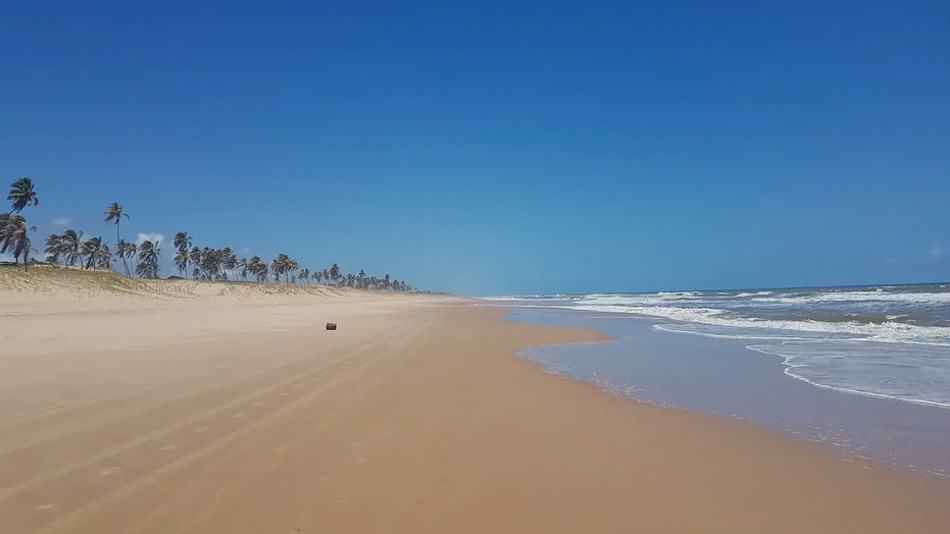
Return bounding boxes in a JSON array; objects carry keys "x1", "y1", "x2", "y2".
[
  {"x1": 104, "y1": 203, "x2": 131, "y2": 275},
  {"x1": 135, "y1": 240, "x2": 161, "y2": 279},
  {"x1": 0, "y1": 215, "x2": 36, "y2": 269},
  {"x1": 7, "y1": 177, "x2": 39, "y2": 214}
]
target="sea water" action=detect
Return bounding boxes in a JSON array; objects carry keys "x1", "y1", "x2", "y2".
[{"x1": 488, "y1": 284, "x2": 950, "y2": 476}]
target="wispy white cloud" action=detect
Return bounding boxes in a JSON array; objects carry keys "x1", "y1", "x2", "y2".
[
  {"x1": 136, "y1": 232, "x2": 165, "y2": 246},
  {"x1": 52, "y1": 217, "x2": 71, "y2": 226},
  {"x1": 929, "y1": 243, "x2": 943, "y2": 258},
  {"x1": 884, "y1": 257, "x2": 898, "y2": 265}
]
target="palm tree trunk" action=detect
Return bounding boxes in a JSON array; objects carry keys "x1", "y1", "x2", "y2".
[{"x1": 117, "y1": 223, "x2": 131, "y2": 277}]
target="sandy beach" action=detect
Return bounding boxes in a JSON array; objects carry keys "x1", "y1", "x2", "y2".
[{"x1": 2, "y1": 269, "x2": 949, "y2": 533}]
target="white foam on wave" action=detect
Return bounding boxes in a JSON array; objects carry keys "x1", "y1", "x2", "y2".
[
  {"x1": 557, "y1": 303, "x2": 950, "y2": 345},
  {"x1": 746, "y1": 342, "x2": 950, "y2": 409},
  {"x1": 752, "y1": 290, "x2": 950, "y2": 305}
]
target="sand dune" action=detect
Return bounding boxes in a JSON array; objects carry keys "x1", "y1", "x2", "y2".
[{"x1": 1, "y1": 269, "x2": 949, "y2": 532}]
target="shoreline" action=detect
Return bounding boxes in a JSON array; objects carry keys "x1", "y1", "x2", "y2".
[
  {"x1": 1, "y1": 286, "x2": 949, "y2": 532},
  {"x1": 506, "y1": 307, "x2": 950, "y2": 479}
]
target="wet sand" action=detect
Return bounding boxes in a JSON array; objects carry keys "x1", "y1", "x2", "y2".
[{"x1": 1, "y1": 277, "x2": 949, "y2": 532}]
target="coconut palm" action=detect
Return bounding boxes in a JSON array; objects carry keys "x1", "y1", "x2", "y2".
[
  {"x1": 0, "y1": 214, "x2": 36, "y2": 269},
  {"x1": 117, "y1": 239, "x2": 137, "y2": 277},
  {"x1": 97, "y1": 244, "x2": 113, "y2": 270},
  {"x1": 174, "y1": 248, "x2": 190, "y2": 278},
  {"x1": 271, "y1": 254, "x2": 291, "y2": 283},
  {"x1": 329, "y1": 263, "x2": 341, "y2": 285},
  {"x1": 81, "y1": 236, "x2": 108, "y2": 270},
  {"x1": 299, "y1": 269, "x2": 310, "y2": 285},
  {"x1": 103, "y1": 203, "x2": 131, "y2": 275},
  {"x1": 7, "y1": 178, "x2": 39, "y2": 214},
  {"x1": 135, "y1": 240, "x2": 161, "y2": 279},
  {"x1": 222, "y1": 247, "x2": 238, "y2": 279},
  {"x1": 189, "y1": 246, "x2": 202, "y2": 278},
  {"x1": 44, "y1": 233, "x2": 64, "y2": 265},
  {"x1": 57, "y1": 229, "x2": 85, "y2": 267},
  {"x1": 173, "y1": 232, "x2": 192, "y2": 277},
  {"x1": 237, "y1": 257, "x2": 249, "y2": 280},
  {"x1": 287, "y1": 258, "x2": 299, "y2": 283}
]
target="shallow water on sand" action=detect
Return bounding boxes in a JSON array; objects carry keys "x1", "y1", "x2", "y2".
[{"x1": 507, "y1": 309, "x2": 950, "y2": 478}]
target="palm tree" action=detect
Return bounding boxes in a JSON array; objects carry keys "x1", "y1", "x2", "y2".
[
  {"x1": 287, "y1": 258, "x2": 299, "y2": 284},
  {"x1": 81, "y1": 236, "x2": 108, "y2": 270},
  {"x1": 222, "y1": 247, "x2": 238, "y2": 280},
  {"x1": 329, "y1": 263, "x2": 341, "y2": 285},
  {"x1": 117, "y1": 239, "x2": 137, "y2": 277},
  {"x1": 97, "y1": 243, "x2": 113, "y2": 270},
  {"x1": 174, "y1": 248, "x2": 189, "y2": 278},
  {"x1": 173, "y1": 232, "x2": 192, "y2": 277},
  {"x1": 7, "y1": 177, "x2": 39, "y2": 214},
  {"x1": 237, "y1": 257, "x2": 249, "y2": 280},
  {"x1": 189, "y1": 247, "x2": 202, "y2": 278},
  {"x1": 135, "y1": 240, "x2": 161, "y2": 279},
  {"x1": 271, "y1": 254, "x2": 291, "y2": 283},
  {"x1": 103, "y1": 203, "x2": 131, "y2": 275},
  {"x1": 45, "y1": 233, "x2": 64, "y2": 265},
  {"x1": 59, "y1": 229, "x2": 84, "y2": 267},
  {"x1": 299, "y1": 269, "x2": 310, "y2": 285},
  {"x1": 0, "y1": 214, "x2": 36, "y2": 269}
]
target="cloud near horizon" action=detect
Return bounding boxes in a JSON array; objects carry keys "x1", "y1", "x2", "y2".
[
  {"x1": 929, "y1": 244, "x2": 944, "y2": 259},
  {"x1": 52, "y1": 217, "x2": 71, "y2": 226},
  {"x1": 136, "y1": 232, "x2": 165, "y2": 246}
]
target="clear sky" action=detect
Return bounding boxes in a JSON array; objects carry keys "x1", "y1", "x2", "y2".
[{"x1": 2, "y1": 1, "x2": 948, "y2": 295}]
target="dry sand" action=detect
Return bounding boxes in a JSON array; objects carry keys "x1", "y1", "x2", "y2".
[{"x1": 1, "y1": 267, "x2": 949, "y2": 533}]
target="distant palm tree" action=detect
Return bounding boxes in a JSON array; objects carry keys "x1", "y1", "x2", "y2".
[
  {"x1": 104, "y1": 203, "x2": 131, "y2": 276},
  {"x1": 222, "y1": 247, "x2": 238, "y2": 279},
  {"x1": 44, "y1": 233, "x2": 64, "y2": 265},
  {"x1": 97, "y1": 243, "x2": 113, "y2": 270},
  {"x1": 189, "y1": 246, "x2": 202, "y2": 278},
  {"x1": 271, "y1": 254, "x2": 292, "y2": 283},
  {"x1": 7, "y1": 177, "x2": 39, "y2": 214},
  {"x1": 81, "y1": 236, "x2": 108, "y2": 270},
  {"x1": 0, "y1": 214, "x2": 36, "y2": 269},
  {"x1": 135, "y1": 240, "x2": 161, "y2": 279},
  {"x1": 59, "y1": 229, "x2": 85, "y2": 267},
  {"x1": 117, "y1": 239, "x2": 137, "y2": 277},
  {"x1": 329, "y1": 263, "x2": 341, "y2": 285},
  {"x1": 299, "y1": 269, "x2": 310, "y2": 285},
  {"x1": 237, "y1": 257, "x2": 249, "y2": 280},
  {"x1": 247, "y1": 256, "x2": 267, "y2": 283},
  {"x1": 173, "y1": 232, "x2": 192, "y2": 277}
]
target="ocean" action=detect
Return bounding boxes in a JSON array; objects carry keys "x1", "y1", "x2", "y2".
[{"x1": 487, "y1": 283, "x2": 950, "y2": 476}]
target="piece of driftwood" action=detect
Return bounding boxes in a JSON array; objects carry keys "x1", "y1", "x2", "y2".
[{"x1": 325, "y1": 322, "x2": 337, "y2": 330}]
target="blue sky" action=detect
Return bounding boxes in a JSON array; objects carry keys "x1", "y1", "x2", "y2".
[{"x1": 2, "y1": 1, "x2": 948, "y2": 295}]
